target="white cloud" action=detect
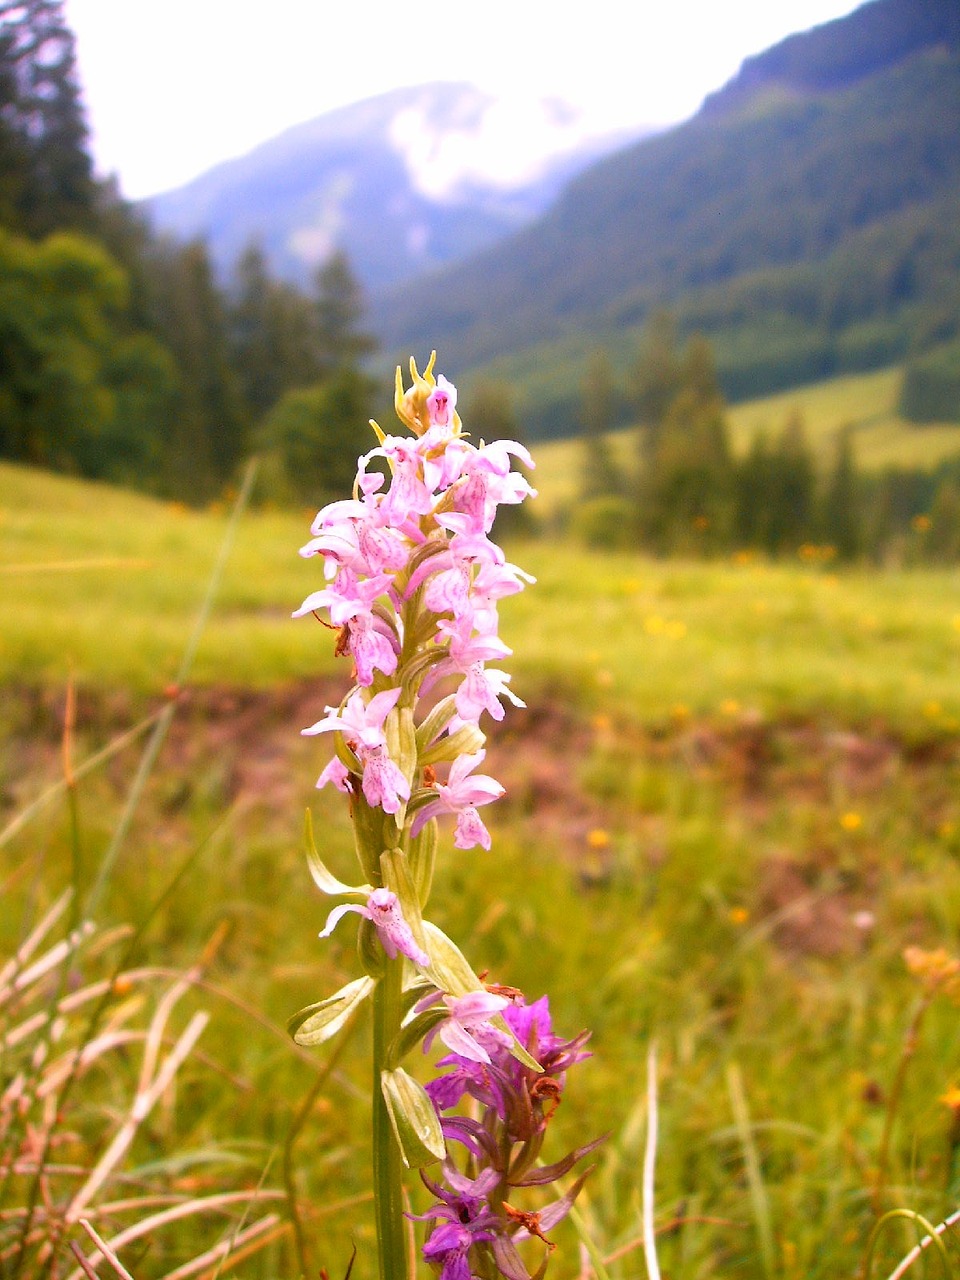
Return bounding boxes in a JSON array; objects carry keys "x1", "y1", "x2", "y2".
[
  {"x1": 388, "y1": 90, "x2": 611, "y2": 200},
  {"x1": 63, "y1": 0, "x2": 863, "y2": 199}
]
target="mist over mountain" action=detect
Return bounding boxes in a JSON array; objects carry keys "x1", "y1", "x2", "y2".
[
  {"x1": 372, "y1": 0, "x2": 960, "y2": 437},
  {"x1": 143, "y1": 83, "x2": 652, "y2": 293}
]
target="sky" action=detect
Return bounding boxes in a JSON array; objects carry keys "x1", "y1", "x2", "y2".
[{"x1": 63, "y1": 0, "x2": 865, "y2": 201}]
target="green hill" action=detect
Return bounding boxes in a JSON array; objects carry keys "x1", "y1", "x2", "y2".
[
  {"x1": 531, "y1": 365, "x2": 960, "y2": 519},
  {"x1": 374, "y1": 0, "x2": 960, "y2": 438}
]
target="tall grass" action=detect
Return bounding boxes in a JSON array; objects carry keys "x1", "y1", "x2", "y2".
[
  {"x1": 2, "y1": 460, "x2": 960, "y2": 1275},
  {"x1": 5, "y1": 461, "x2": 960, "y2": 731}
]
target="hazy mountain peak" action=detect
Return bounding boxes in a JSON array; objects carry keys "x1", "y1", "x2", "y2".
[{"x1": 144, "y1": 81, "x2": 652, "y2": 292}]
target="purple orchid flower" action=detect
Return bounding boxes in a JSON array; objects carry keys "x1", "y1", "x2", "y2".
[
  {"x1": 452, "y1": 440, "x2": 537, "y2": 534},
  {"x1": 301, "y1": 688, "x2": 411, "y2": 813},
  {"x1": 503, "y1": 995, "x2": 592, "y2": 1078},
  {"x1": 300, "y1": 475, "x2": 414, "y2": 577},
  {"x1": 346, "y1": 610, "x2": 400, "y2": 686},
  {"x1": 411, "y1": 1164, "x2": 501, "y2": 1280},
  {"x1": 363, "y1": 435, "x2": 437, "y2": 524},
  {"x1": 292, "y1": 566, "x2": 391, "y2": 627},
  {"x1": 454, "y1": 664, "x2": 525, "y2": 727},
  {"x1": 316, "y1": 755, "x2": 350, "y2": 793}
]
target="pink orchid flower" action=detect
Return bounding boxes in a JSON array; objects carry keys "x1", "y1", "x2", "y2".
[
  {"x1": 410, "y1": 751, "x2": 505, "y2": 850},
  {"x1": 358, "y1": 744, "x2": 411, "y2": 814},
  {"x1": 320, "y1": 888, "x2": 428, "y2": 966},
  {"x1": 301, "y1": 686, "x2": 401, "y2": 748},
  {"x1": 417, "y1": 989, "x2": 512, "y2": 1063}
]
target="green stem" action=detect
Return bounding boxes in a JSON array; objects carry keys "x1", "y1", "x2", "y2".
[
  {"x1": 873, "y1": 994, "x2": 931, "y2": 1214},
  {"x1": 373, "y1": 956, "x2": 408, "y2": 1280}
]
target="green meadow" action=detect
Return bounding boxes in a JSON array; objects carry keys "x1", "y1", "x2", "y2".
[{"x1": 2, "y1": 449, "x2": 960, "y2": 1278}]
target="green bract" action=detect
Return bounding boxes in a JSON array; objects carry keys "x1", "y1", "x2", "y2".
[
  {"x1": 305, "y1": 811, "x2": 371, "y2": 898},
  {"x1": 287, "y1": 975, "x2": 376, "y2": 1046},
  {"x1": 380, "y1": 1068, "x2": 446, "y2": 1168}
]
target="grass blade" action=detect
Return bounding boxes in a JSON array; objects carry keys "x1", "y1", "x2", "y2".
[
  {"x1": 643, "y1": 1041, "x2": 662, "y2": 1280},
  {"x1": 726, "y1": 1061, "x2": 775, "y2": 1280}
]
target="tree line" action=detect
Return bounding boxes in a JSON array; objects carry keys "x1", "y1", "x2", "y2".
[
  {"x1": 574, "y1": 314, "x2": 960, "y2": 564},
  {"x1": 0, "y1": 0, "x2": 378, "y2": 504}
]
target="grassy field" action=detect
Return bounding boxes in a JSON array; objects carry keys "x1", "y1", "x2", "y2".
[
  {"x1": 2, "y1": 458, "x2": 960, "y2": 1278},
  {"x1": 532, "y1": 367, "x2": 960, "y2": 520},
  {"x1": 5, "y1": 461, "x2": 960, "y2": 728}
]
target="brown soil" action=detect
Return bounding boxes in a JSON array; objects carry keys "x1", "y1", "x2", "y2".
[{"x1": 3, "y1": 681, "x2": 958, "y2": 958}]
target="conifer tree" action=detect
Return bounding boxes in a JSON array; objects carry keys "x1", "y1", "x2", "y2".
[
  {"x1": 634, "y1": 311, "x2": 681, "y2": 539},
  {"x1": 821, "y1": 425, "x2": 862, "y2": 560},
  {"x1": 642, "y1": 334, "x2": 733, "y2": 554},
  {"x1": 466, "y1": 379, "x2": 519, "y2": 443},
  {"x1": 313, "y1": 249, "x2": 377, "y2": 377},
  {"x1": 764, "y1": 411, "x2": 816, "y2": 554},
  {"x1": 253, "y1": 248, "x2": 379, "y2": 506},
  {"x1": 631, "y1": 309, "x2": 681, "y2": 462},
  {"x1": 0, "y1": 0, "x2": 95, "y2": 237},
  {"x1": 230, "y1": 242, "x2": 320, "y2": 422},
  {"x1": 679, "y1": 331, "x2": 723, "y2": 408},
  {"x1": 257, "y1": 366, "x2": 372, "y2": 505},
  {"x1": 734, "y1": 431, "x2": 772, "y2": 549},
  {"x1": 152, "y1": 238, "x2": 246, "y2": 500},
  {"x1": 579, "y1": 349, "x2": 622, "y2": 499}
]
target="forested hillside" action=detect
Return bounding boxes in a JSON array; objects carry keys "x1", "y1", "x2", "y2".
[
  {"x1": 375, "y1": 0, "x2": 960, "y2": 434},
  {"x1": 0, "y1": 0, "x2": 378, "y2": 503}
]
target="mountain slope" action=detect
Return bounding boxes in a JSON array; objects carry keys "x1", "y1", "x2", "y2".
[
  {"x1": 703, "y1": 0, "x2": 960, "y2": 106},
  {"x1": 143, "y1": 83, "x2": 650, "y2": 293},
  {"x1": 373, "y1": 0, "x2": 960, "y2": 427}
]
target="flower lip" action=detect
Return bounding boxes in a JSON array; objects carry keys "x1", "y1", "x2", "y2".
[{"x1": 427, "y1": 375, "x2": 458, "y2": 429}]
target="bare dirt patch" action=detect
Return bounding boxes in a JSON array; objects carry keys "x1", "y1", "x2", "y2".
[{"x1": 4, "y1": 681, "x2": 958, "y2": 957}]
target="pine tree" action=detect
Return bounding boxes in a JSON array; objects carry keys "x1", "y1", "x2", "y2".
[
  {"x1": 466, "y1": 379, "x2": 518, "y2": 443},
  {"x1": 764, "y1": 411, "x2": 816, "y2": 554},
  {"x1": 0, "y1": 0, "x2": 95, "y2": 236},
  {"x1": 924, "y1": 477, "x2": 960, "y2": 562},
  {"x1": 313, "y1": 250, "x2": 376, "y2": 377},
  {"x1": 257, "y1": 367, "x2": 374, "y2": 505},
  {"x1": 579, "y1": 350, "x2": 622, "y2": 500},
  {"x1": 679, "y1": 332, "x2": 724, "y2": 408},
  {"x1": 230, "y1": 242, "x2": 320, "y2": 422},
  {"x1": 821, "y1": 425, "x2": 861, "y2": 560},
  {"x1": 631, "y1": 309, "x2": 681, "y2": 462},
  {"x1": 151, "y1": 238, "x2": 246, "y2": 500},
  {"x1": 734, "y1": 431, "x2": 771, "y2": 548},
  {"x1": 641, "y1": 333, "x2": 733, "y2": 554},
  {"x1": 634, "y1": 312, "x2": 681, "y2": 539}
]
